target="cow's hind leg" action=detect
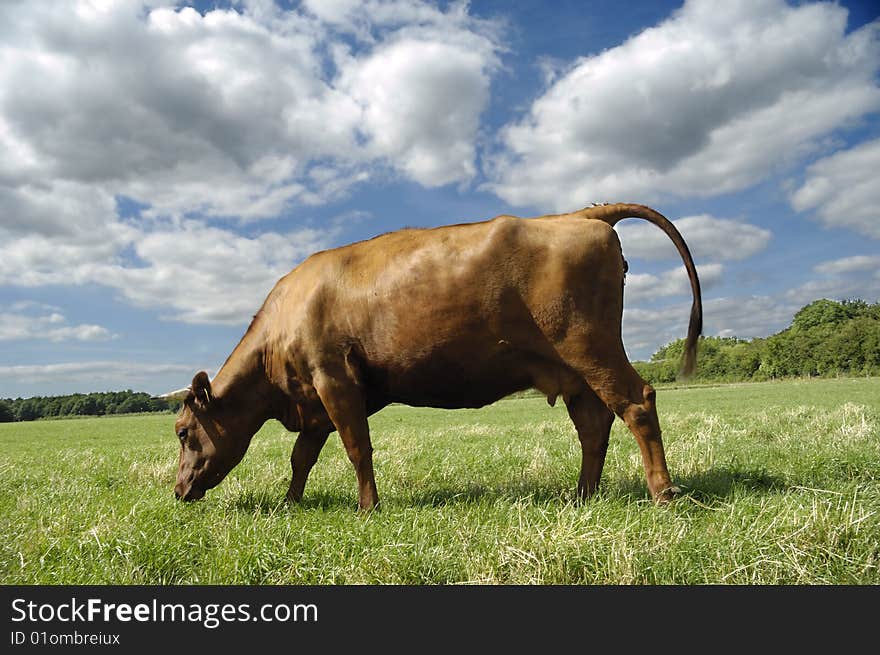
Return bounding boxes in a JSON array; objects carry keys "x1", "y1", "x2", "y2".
[
  {"x1": 286, "y1": 428, "x2": 331, "y2": 503},
  {"x1": 619, "y1": 380, "x2": 680, "y2": 503},
  {"x1": 565, "y1": 387, "x2": 615, "y2": 500},
  {"x1": 562, "y1": 348, "x2": 679, "y2": 503},
  {"x1": 312, "y1": 371, "x2": 380, "y2": 511}
]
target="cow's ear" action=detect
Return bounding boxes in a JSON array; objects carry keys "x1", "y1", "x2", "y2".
[{"x1": 191, "y1": 371, "x2": 213, "y2": 407}]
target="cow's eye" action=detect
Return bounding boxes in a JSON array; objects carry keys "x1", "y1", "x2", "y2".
[{"x1": 177, "y1": 427, "x2": 188, "y2": 441}]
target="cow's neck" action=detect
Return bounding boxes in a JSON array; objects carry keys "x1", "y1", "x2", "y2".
[
  {"x1": 210, "y1": 313, "x2": 306, "y2": 434},
  {"x1": 209, "y1": 326, "x2": 277, "y2": 437}
]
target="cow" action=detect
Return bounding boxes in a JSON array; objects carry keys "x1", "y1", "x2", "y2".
[{"x1": 160, "y1": 203, "x2": 701, "y2": 510}]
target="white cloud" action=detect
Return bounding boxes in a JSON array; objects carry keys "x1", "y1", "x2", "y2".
[
  {"x1": 0, "y1": 233, "x2": 124, "y2": 287},
  {"x1": 814, "y1": 255, "x2": 880, "y2": 276},
  {"x1": 0, "y1": 0, "x2": 502, "y2": 324},
  {"x1": 301, "y1": 0, "x2": 485, "y2": 41},
  {"x1": 0, "y1": 360, "x2": 195, "y2": 387},
  {"x1": 0, "y1": 306, "x2": 115, "y2": 342},
  {"x1": 625, "y1": 262, "x2": 723, "y2": 302},
  {"x1": 785, "y1": 270, "x2": 880, "y2": 307},
  {"x1": 0, "y1": 1, "x2": 352, "y2": 217},
  {"x1": 0, "y1": 0, "x2": 501, "y2": 221},
  {"x1": 616, "y1": 214, "x2": 772, "y2": 262},
  {"x1": 788, "y1": 252, "x2": 880, "y2": 308},
  {"x1": 0, "y1": 180, "x2": 122, "y2": 240},
  {"x1": 622, "y1": 302, "x2": 695, "y2": 359},
  {"x1": 701, "y1": 295, "x2": 800, "y2": 341},
  {"x1": 489, "y1": 0, "x2": 880, "y2": 210},
  {"x1": 791, "y1": 138, "x2": 880, "y2": 239},
  {"x1": 0, "y1": 203, "x2": 338, "y2": 325},
  {"x1": 3, "y1": 222, "x2": 337, "y2": 326},
  {"x1": 339, "y1": 34, "x2": 499, "y2": 186},
  {"x1": 94, "y1": 221, "x2": 339, "y2": 324}
]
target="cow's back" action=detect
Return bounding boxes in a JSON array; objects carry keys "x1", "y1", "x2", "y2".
[{"x1": 347, "y1": 214, "x2": 623, "y2": 337}]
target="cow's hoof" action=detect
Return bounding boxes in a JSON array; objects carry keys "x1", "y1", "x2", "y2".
[{"x1": 655, "y1": 485, "x2": 682, "y2": 504}]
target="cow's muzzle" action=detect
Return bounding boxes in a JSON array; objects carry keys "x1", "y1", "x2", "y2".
[{"x1": 174, "y1": 483, "x2": 205, "y2": 502}]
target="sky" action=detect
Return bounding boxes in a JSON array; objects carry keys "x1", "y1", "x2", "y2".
[{"x1": 1, "y1": 0, "x2": 878, "y2": 398}]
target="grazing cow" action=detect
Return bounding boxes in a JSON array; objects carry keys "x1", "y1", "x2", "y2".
[{"x1": 160, "y1": 203, "x2": 701, "y2": 509}]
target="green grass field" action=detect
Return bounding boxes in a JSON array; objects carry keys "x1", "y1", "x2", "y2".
[{"x1": 1, "y1": 377, "x2": 878, "y2": 584}]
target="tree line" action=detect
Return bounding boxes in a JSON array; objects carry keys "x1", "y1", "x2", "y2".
[
  {"x1": 0, "y1": 390, "x2": 175, "y2": 423},
  {"x1": 634, "y1": 299, "x2": 880, "y2": 384}
]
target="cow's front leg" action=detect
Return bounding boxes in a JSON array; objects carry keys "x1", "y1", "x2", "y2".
[
  {"x1": 286, "y1": 428, "x2": 330, "y2": 503},
  {"x1": 312, "y1": 371, "x2": 379, "y2": 511}
]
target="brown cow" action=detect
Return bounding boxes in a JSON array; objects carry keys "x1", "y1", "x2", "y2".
[{"x1": 161, "y1": 203, "x2": 701, "y2": 509}]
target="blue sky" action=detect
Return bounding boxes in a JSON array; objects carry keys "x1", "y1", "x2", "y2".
[{"x1": 1, "y1": 0, "x2": 878, "y2": 398}]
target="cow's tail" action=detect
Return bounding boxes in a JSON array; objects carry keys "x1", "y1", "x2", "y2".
[{"x1": 577, "y1": 203, "x2": 703, "y2": 378}]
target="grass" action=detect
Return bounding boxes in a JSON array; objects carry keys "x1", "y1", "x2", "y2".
[{"x1": 1, "y1": 377, "x2": 878, "y2": 584}]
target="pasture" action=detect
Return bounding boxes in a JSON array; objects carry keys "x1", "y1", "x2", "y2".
[{"x1": 1, "y1": 377, "x2": 878, "y2": 584}]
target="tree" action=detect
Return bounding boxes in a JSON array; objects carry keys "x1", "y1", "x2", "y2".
[
  {"x1": 728, "y1": 341, "x2": 762, "y2": 379},
  {"x1": 15, "y1": 399, "x2": 41, "y2": 421},
  {"x1": 791, "y1": 299, "x2": 849, "y2": 332},
  {"x1": 118, "y1": 396, "x2": 149, "y2": 414},
  {"x1": 0, "y1": 400, "x2": 13, "y2": 423},
  {"x1": 71, "y1": 396, "x2": 99, "y2": 416},
  {"x1": 637, "y1": 299, "x2": 880, "y2": 381}
]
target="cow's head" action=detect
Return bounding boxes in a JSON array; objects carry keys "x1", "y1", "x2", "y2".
[{"x1": 161, "y1": 371, "x2": 253, "y2": 501}]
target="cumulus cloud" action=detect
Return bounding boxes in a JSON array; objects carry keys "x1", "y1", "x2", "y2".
[
  {"x1": 787, "y1": 253, "x2": 880, "y2": 310},
  {"x1": 96, "y1": 221, "x2": 339, "y2": 324},
  {"x1": 625, "y1": 262, "x2": 723, "y2": 302},
  {"x1": 1, "y1": 2, "x2": 349, "y2": 215},
  {"x1": 0, "y1": 360, "x2": 195, "y2": 387},
  {"x1": 0, "y1": 234, "x2": 118, "y2": 287},
  {"x1": 0, "y1": 217, "x2": 337, "y2": 324},
  {"x1": 616, "y1": 214, "x2": 772, "y2": 262},
  {"x1": 339, "y1": 35, "x2": 498, "y2": 186},
  {"x1": 814, "y1": 255, "x2": 880, "y2": 276},
  {"x1": 785, "y1": 269, "x2": 880, "y2": 307},
  {"x1": 701, "y1": 295, "x2": 801, "y2": 340},
  {"x1": 0, "y1": 0, "x2": 500, "y2": 215},
  {"x1": 0, "y1": 180, "x2": 128, "y2": 244},
  {"x1": 489, "y1": 0, "x2": 880, "y2": 210},
  {"x1": 622, "y1": 302, "x2": 694, "y2": 359},
  {"x1": 304, "y1": 0, "x2": 446, "y2": 29},
  {"x1": 0, "y1": 0, "x2": 502, "y2": 323},
  {"x1": 0, "y1": 306, "x2": 115, "y2": 342},
  {"x1": 791, "y1": 138, "x2": 880, "y2": 239}
]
